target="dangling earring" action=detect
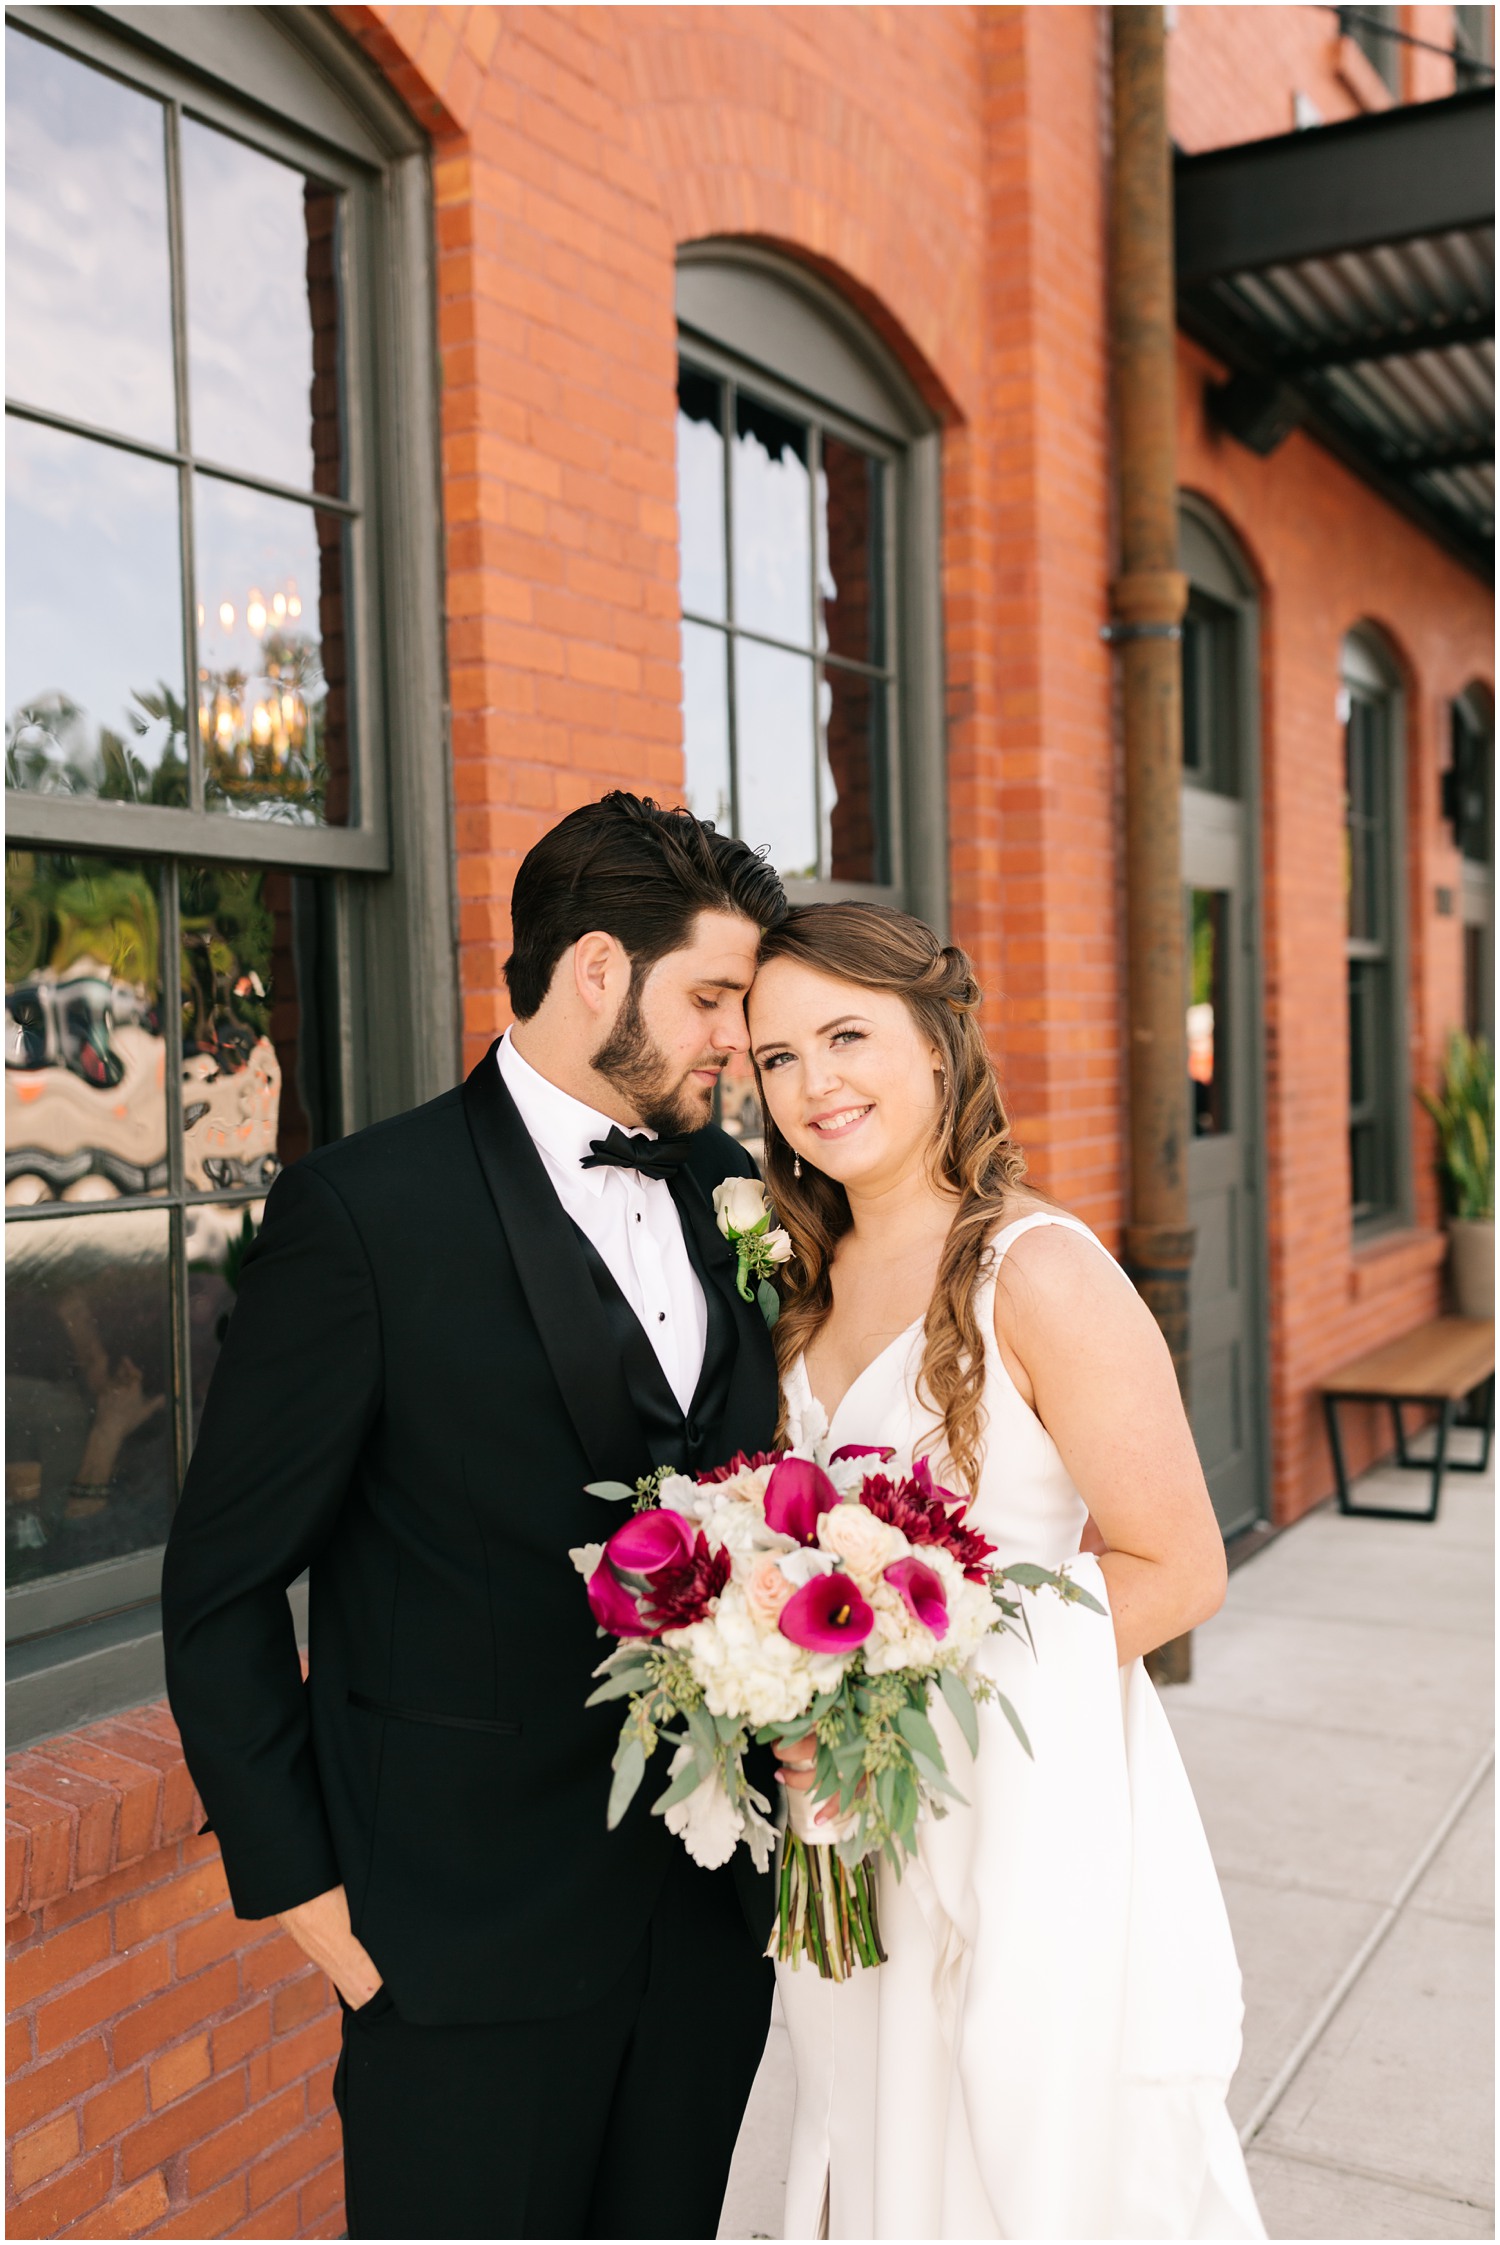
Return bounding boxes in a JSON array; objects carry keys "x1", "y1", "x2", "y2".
[
  {"x1": 938, "y1": 1066, "x2": 950, "y2": 1098},
  {"x1": 793, "y1": 1154, "x2": 803, "y2": 1179}
]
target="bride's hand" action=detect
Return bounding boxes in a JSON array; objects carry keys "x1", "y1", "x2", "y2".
[{"x1": 774, "y1": 1731, "x2": 817, "y2": 1793}]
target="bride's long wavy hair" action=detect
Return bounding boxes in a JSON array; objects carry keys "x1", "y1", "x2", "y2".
[{"x1": 754, "y1": 903, "x2": 1028, "y2": 1490}]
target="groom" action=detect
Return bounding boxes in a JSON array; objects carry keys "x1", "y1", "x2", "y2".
[{"x1": 162, "y1": 793, "x2": 788, "y2": 2240}]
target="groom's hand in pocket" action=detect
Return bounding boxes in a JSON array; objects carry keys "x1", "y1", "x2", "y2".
[{"x1": 277, "y1": 1884, "x2": 384, "y2": 2010}]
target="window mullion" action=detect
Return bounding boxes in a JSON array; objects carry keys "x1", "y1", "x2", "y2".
[
  {"x1": 164, "y1": 96, "x2": 204, "y2": 821},
  {"x1": 723, "y1": 379, "x2": 740, "y2": 840}
]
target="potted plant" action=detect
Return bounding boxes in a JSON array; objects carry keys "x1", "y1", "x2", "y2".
[{"x1": 1418, "y1": 1032, "x2": 1494, "y2": 1319}]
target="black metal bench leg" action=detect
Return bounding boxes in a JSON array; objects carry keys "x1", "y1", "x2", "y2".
[
  {"x1": 1389, "y1": 1399, "x2": 1410, "y2": 1467},
  {"x1": 1448, "y1": 1373, "x2": 1495, "y2": 1473},
  {"x1": 1325, "y1": 1393, "x2": 1352, "y2": 1514},
  {"x1": 1423, "y1": 1400, "x2": 1453, "y2": 1522}
]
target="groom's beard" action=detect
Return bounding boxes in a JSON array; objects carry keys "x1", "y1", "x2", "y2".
[{"x1": 591, "y1": 979, "x2": 723, "y2": 1137}]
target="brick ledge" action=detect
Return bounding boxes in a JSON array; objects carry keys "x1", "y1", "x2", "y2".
[{"x1": 1348, "y1": 1225, "x2": 1448, "y2": 1303}]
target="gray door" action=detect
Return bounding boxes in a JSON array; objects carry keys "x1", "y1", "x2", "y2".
[{"x1": 1180, "y1": 505, "x2": 1268, "y2": 1538}]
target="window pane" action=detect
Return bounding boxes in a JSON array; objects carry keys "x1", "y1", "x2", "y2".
[
  {"x1": 682, "y1": 622, "x2": 731, "y2": 831},
  {"x1": 180, "y1": 864, "x2": 340, "y2": 1191},
  {"x1": 821, "y1": 666, "x2": 889, "y2": 884},
  {"x1": 181, "y1": 120, "x2": 344, "y2": 497},
  {"x1": 5, "y1": 1208, "x2": 173, "y2": 1585},
  {"x1": 186, "y1": 1200, "x2": 263, "y2": 1441},
  {"x1": 736, "y1": 639, "x2": 816, "y2": 880},
  {"x1": 819, "y1": 437, "x2": 884, "y2": 667},
  {"x1": 732, "y1": 394, "x2": 811, "y2": 646},
  {"x1": 195, "y1": 478, "x2": 350, "y2": 825},
  {"x1": 677, "y1": 367, "x2": 725, "y2": 622},
  {"x1": 1188, "y1": 888, "x2": 1229, "y2": 1138},
  {"x1": 7, "y1": 419, "x2": 188, "y2": 807},
  {"x1": 5, "y1": 30, "x2": 175, "y2": 447},
  {"x1": 1345, "y1": 698, "x2": 1383, "y2": 948},
  {"x1": 6, "y1": 852, "x2": 168, "y2": 1204}
]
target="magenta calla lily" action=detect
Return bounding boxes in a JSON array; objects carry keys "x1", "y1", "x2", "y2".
[
  {"x1": 884, "y1": 1556, "x2": 950, "y2": 1640},
  {"x1": 586, "y1": 1557, "x2": 655, "y2": 1638},
  {"x1": 778, "y1": 1571, "x2": 874, "y2": 1652},
  {"x1": 830, "y1": 1442, "x2": 897, "y2": 1465},
  {"x1": 763, "y1": 1457, "x2": 839, "y2": 1546},
  {"x1": 605, "y1": 1507, "x2": 697, "y2": 1578}
]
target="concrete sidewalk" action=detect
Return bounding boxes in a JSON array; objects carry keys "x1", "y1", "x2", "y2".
[{"x1": 719, "y1": 1438, "x2": 1495, "y2": 2241}]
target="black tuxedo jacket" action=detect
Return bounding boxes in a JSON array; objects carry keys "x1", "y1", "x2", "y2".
[{"x1": 161, "y1": 1045, "x2": 780, "y2": 2023}]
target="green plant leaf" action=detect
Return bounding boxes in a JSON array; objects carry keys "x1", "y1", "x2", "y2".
[
  {"x1": 937, "y1": 1667, "x2": 980, "y2": 1756},
  {"x1": 994, "y1": 1690, "x2": 1034, "y2": 1760},
  {"x1": 584, "y1": 1667, "x2": 652, "y2": 1706},
  {"x1": 583, "y1": 1480, "x2": 636, "y2": 1503},
  {"x1": 896, "y1": 1704, "x2": 944, "y2": 1765},
  {"x1": 757, "y1": 1279, "x2": 780, "y2": 1328},
  {"x1": 651, "y1": 1757, "x2": 709, "y2": 1816},
  {"x1": 607, "y1": 1736, "x2": 647, "y2": 1828}
]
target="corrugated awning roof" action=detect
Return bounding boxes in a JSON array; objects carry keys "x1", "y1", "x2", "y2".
[{"x1": 1175, "y1": 88, "x2": 1494, "y2": 580}]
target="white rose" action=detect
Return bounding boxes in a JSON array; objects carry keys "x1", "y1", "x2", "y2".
[
  {"x1": 817, "y1": 1505, "x2": 908, "y2": 1584},
  {"x1": 763, "y1": 1226, "x2": 794, "y2": 1264},
  {"x1": 713, "y1": 1175, "x2": 771, "y2": 1236},
  {"x1": 661, "y1": 1746, "x2": 744, "y2": 1870}
]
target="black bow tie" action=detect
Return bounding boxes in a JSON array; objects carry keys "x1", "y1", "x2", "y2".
[{"x1": 581, "y1": 1126, "x2": 693, "y2": 1182}]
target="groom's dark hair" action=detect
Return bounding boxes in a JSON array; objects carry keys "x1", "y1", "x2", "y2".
[{"x1": 504, "y1": 792, "x2": 788, "y2": 1019}]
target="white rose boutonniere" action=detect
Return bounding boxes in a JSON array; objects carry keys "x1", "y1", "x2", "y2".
[{"x1": 712, "y1": 1175, "x2": 793, "y2": 1329}]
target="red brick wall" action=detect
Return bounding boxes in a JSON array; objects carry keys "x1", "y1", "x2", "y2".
[{"x1": 6, "y1": 1707, "x2": 342, "y2": 2240}]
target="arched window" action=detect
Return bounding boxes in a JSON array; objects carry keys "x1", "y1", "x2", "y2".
[
  {"x1": 674, "y1": 245, "x2": 946, "y2": 928},
  {"x1": 4, "y1": 9, "x2": 451, "y2": 1739},
  {"x1": 1341, "y1": 628, "x2": 1410, "y2": 1235},
  {"x1": 1448, "y1": 683, "x2": 1494, "y2": 1043}
]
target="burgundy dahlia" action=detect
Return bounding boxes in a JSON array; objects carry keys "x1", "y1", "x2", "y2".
[
  {"x1": 856, "y1": 1461, "x2": 997, "y2": 1583},
  {"x1": 641, "y1": 1533, "x2": 732, "y2": 1631},
  {"x1": 700, "y1": 1449, "x2": 783, "y2": 1483}
]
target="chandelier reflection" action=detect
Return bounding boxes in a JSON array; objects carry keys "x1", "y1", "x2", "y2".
[{"x1": 197, "y1": 579, "x2": 327, "y2": 815}]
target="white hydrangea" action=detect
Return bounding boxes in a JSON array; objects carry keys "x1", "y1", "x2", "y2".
[{"x1": 668, "y1": 1583, "x2": 843, "y2": 1727}]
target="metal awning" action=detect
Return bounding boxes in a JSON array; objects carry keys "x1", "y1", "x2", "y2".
[{"x1": 1175, "y1": 88, "x2": 1494, "y2": 579}]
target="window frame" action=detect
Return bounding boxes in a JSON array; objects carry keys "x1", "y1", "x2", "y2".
[
  {"x1": 675, "y1": 243, "x2": 949, "y2": 935},
  {"x1": 1341, "y1": 627, "x2": 1412, "y2": 1239},
  {"x1": 5, "y1": 4, "x2": 456, "y2": 1746}
]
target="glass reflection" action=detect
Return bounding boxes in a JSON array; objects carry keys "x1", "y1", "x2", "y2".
[
  {"x1": 819, "y1": 438, "x2": 883, "y2": 666},
  {"x1": 733, "y1": 395, "x2": 811, "y2": 646},
  {"x1": 822, "y1": 667, "x2": 888, "y2": 884},
  {"x1": 736, "y1": 640, "x2": 817, "y2": 880},
  {"x1": 194, "y1": 478, "x2": 349, "y2": 825},
  {"x1": 1188, "y1": 888, "x2": 1228, "y2": 1138},
  {"x1": 5, "y1": 1209, "x2": 173, "y2": 1582},
  {"x1": 677, "y1": 368, "x2": 725, "y2": 621},
  {"x1": 182, "y1": 119, "x2": 344, "y2": 497},
  {"x1": 7, "y1": 420, "x2": 188, "y2": 806},
  {"x1": 682, "y1": 623, "x2": 732, "y2": 831},
  {"x1": 5, "y1": 29, "x2": 175, "y2": 447},
  {"x1": 179, "y1": 863, "x2": 337, "y2": 1190},
  {"x1": 187, "y1": 1200, "x2": 263, "y2": 1439},
  {"x1": 6, "y1": 853, "x2": 167, "y2": 1204}
]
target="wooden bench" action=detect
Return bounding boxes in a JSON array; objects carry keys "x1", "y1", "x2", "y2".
[{"x1": 1322, "y1": 1315, "x2": 1495, "y2": 1521}]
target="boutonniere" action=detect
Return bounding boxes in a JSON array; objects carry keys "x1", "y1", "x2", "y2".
[{"x1": 711, "y1": 1176, "x2": 792, "y2": 1329}]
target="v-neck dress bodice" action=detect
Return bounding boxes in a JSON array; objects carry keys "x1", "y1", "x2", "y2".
[{"x1": 775, "y1": 1213, "x2": 1264, "y2": 2241}]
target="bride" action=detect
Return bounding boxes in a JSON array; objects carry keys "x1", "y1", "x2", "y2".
[{"x1": 746, "y1": 902, "x2": 1264, "y2": 2242}]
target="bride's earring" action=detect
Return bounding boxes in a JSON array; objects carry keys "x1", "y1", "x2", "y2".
[{"x1": 793, "y1": 1154, "x2": 803, "y2": 1179}]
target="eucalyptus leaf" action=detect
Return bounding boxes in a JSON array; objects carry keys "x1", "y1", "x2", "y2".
[
  {"x1": 607, "y1": 1736, "x2": 646, "y2": 1829},
  {"x1": 895, "y1": 1704, "x2": 944, "y2": 1765},
  {"x1": 1065, "y1": 1581, "x2": 1109, "y2": 1615},
  {"x1": 651, "y1": 1758, "x2": 709, "y2": 1816},
  {"x1": 756, "y1": 1279, "x2": 780, "y2": 1329},
  {"x1": 584, "y1": 1668, "x2": 652, "y2": 1706},
  {"x1": 994, "y1": 1690, "x2": 1035, "y2": 1759},
  {"x1": 937, "y1": 1667, "x2": 980, "y2": 1756},
  {"x1": 1003, "y1": 1561, "x2": 1059, "y2": 1589},
  {"x1": 584, "y1": 1480, "x2": 637, "y2": 1503}
]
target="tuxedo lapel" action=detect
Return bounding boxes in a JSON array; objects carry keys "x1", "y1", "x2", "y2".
[
  {"x1": 669, "y1": 1163, "x2": 780, "y2": 1458},
  {"x1": 461, "y1": 1044, "x2": 650, "y2": 1485}
]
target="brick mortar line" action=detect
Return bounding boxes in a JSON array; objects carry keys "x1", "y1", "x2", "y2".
[{"x1": 1237, "y1": 1739, "x2": 1496, "y2": 2150}]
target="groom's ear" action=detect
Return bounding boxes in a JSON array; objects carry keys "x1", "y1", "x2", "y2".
[{"x1": 571, "y1": 930, "x2": 631, "y2": 1019}]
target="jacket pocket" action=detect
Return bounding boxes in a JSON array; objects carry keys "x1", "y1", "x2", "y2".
[{"x1": 348, "y1": 1689, "x2": 521, "y2": 1736}]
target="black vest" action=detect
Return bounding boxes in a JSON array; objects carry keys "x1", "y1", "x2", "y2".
[{"x1": 568, "y1": 1179, "x2": 738, "y2": 1475}]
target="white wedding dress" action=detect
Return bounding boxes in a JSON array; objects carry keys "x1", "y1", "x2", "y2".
[{"x1": 776, "y1": 1212, "x2": 1265, "y2": 2241}]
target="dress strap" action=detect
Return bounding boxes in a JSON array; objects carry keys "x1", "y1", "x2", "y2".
[{"x1": 981, "y1": 1210, "x2": 1127, "y2": 1282}]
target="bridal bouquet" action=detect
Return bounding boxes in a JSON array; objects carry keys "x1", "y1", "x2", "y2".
[{"x1": 571, "y1": 1432, "x2": 1102, "y2": 1980}]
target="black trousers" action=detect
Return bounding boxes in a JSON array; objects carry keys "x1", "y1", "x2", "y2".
[{"x1": 333, "y1": 1848, "x2": 773, "y2": 2240}]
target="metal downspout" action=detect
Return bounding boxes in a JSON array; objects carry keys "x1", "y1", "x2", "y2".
[{"x1": 1109, "y1": 5, "x2": 1195, "y2": 1683}]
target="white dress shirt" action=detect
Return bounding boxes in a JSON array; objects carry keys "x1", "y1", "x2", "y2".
[{"x1": 497, "y1": 1030, "x2": 708, "y2": 1413}]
